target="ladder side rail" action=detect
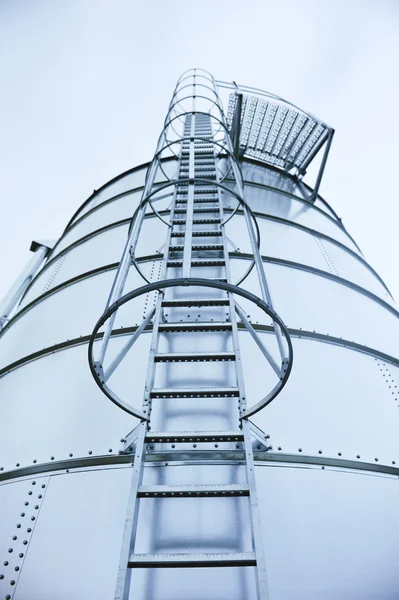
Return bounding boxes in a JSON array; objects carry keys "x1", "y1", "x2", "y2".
[
  {"x1": 211, "y1": 78, "x2": 287, "y2": 361},
  {"x1": 215, "y1": 144, "x2": 270, "y2": 599},
  {"x1": 114, "y1": 420, "x2": 148, "y2": 600}
]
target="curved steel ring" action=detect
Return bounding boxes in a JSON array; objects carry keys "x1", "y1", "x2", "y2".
[
  {"x1": 176, "y1": 73, "x2": 217, "y2": 88},
  {"x1": 162, "y1": 111, "x2": 229, "y2": 150},
  {"x1": 166, "y1": 94, "x2": 224, "y2": 124},
  {"x1": 88, "y1": 277, "x2": 293, "y2": 420},
  {"x1": 154, "y1": 113, "x2": 230, "y2": 171},
  {"x1": 127, "y1": 175, "x2": 261, "y2": 287},
  {"x1": 171, "y1": 82, "x2": 222, "y2": 104},
  {"x1": 177, "y1": 68, "x2": 215, "y2": 83},
  {"x1": 153, "y1": 137, "x2": 245, "y2": 190}
]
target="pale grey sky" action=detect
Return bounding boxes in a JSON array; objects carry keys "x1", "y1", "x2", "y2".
[{"x1": 0, "y1": 0, "x2": 398, "y2": 301}]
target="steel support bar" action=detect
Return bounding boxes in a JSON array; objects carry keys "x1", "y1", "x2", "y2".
[
  {"x1": 103, "y1": 306, "x2": 156, "y2": 381},
  {"x1": 234, "y1": 301, "x2": 281, "y2": 375},
  {"x1": 114, "y1": 420, "x2": 147, "y2": 600},
  {"x1": 308, "y1": 129, "x2": 334, "y2": 203},
  {"x1": 0, "y1": 242, "x2": 52, "y2": 330},
  {"x1": 242, "y1": 419, "x2": 270, "y2": 599},
  {"x1": 233, "y1": 93, "x2": 243, "y2": 158}
]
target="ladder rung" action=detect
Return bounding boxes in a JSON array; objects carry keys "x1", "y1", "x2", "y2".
[
  {"x1": 150, "y1": 387, "x2": 240, "y2": 398},
  {"x1": 177, "y1": 198, "x2": 218, "y2": 204},
  {"x1": 174, "y1": 207, "x2": 220, "y2": 214},
  {"x1": 171, "y1": 231, "x2": 222, "y2": 238},
  {"x1": 128, "y1": 552, "x2": 256, "y2": 568},
  {"x1": 137, "y1": 484, "x2": 249, "y2": 498},
  {"x1": 154, "y1": 352, "x2": 236, "y2": 362},
  {"x1": 192, "y1": 230, "x2": 222, "y2": 237},
  {"x1": 158, "y1": 322, "x2": 232, "y2": 333},
  {"x1": 159, "y1": 322, "x2": 232, "y2": 333},
  {"x1": 173, "y1": 218, "x2": 220, "y2": 225},
  {"x1": 145, "y1": 430, "x2": 244, "y2": 443},
  {"x1": 162, "y1": 298, "x2": 229, "y2": 307},
  {"x1": 169, "y1": 244, "x2": 224, "y2": 252},
  {"x1": 167, "y1": 259, "x2": 225, "y2": 267}
]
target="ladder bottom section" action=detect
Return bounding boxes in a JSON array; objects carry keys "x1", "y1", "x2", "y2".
[{"x1": 128, "y1": 552, "x2": 257, "y2": 568}]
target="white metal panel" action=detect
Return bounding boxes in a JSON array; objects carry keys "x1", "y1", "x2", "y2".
[
  {"x1": 242, "y1": 183, "x2": 360, "y2": 252},
  {"x1": 240, "y1": 162, "x2": 306, "y2": 198},
  {"x1": 263, "y1": 262, "x2": 399, "y2": 356},
  {"x1": 247, "y1": 336, "x2": 399, "y2": 465},
  {"x1": 226, "y1": 217, "x2": 391, "y2": 302},
  {"x1": 75, "y1": 167, "x2": 149, "y2": 221},
  {"x1": 0, "y1": 345, "x2": 137, "y2": 471},
  {"x1": 227, "y1": 258, "x2": 398, "y2": 357},
  {"x1": 14, "y1": 469, "x2": 132, "y2": 600},
  {"x1": 19, "y1": 216, "x2": 168, "y2": 310},
  {"x1": 54, "y1": 190, "x2": 142, "y2": 256},
  {"x1": 256, "y1": 465, "x2": 399, "y2": 599},
  {"x1": 0, "y1": 268, "x2": 157, "y2": 369}
]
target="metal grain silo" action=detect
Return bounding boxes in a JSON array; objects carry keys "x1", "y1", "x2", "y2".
[{"x1": 0, "y1": 68, "x2": 398, "y2": 600}]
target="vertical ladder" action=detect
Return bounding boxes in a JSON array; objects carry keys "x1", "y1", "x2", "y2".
[{"x1": 114, "y1": 112, "x2": 269, "y2": 599}]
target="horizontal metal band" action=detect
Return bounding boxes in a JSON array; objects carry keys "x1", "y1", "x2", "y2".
[
  {"x1": 62, "y1": 165, "x2": 347, "y2": 248},
  {"x1": 3, "y1": 247, "x2": 396, "y2": 349},
  {"x1": 241, "y1": 155, "x2": 342, "y2": 222},
  {"x1": 0, "y1": 450, "x2": 398, "y2": 486},
  {"x1": 63, "y1": 156, "x2": 176, "y2": 232},
  {"x1": 233, "y1": 252, "x2": 398, "y2": 317},
  {"x1": 0, "y1": 319, "x2": 398, "y2": 380},
  {"x1": 2, "y1": 244, "x2": 396, "y2": 363},
  {"x1": 238, "y1": 178, "x2": 353, "y2": 240},
  {"x1": 23, "y1": 206, "x2": 390, "y2": 306}
]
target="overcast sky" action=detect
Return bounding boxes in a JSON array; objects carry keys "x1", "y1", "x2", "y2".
[{"x1": 0, "y1": 0, "x2": 398, "y2": 302}]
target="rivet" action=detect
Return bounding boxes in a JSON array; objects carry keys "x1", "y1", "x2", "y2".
[
  {"x1": 108, "y1": 449, "x2": 113, "y2": 453},
  {"x1": 33, "y1": 459, "x2": 37, "y2": 464},
  {"x1": 8, "y1": 549, "x2": 12, "y2": 553},
  {"x1": 357, "y1": 455, "x2": 360, "y2": 459},
  {"x1": 18, "y1": 554, "x2": 23, "y2": 558},
  {"x1": 24, "y1": 502, "x2": 29, "y2": 506},
  {"x1": 338, "y1": 452, "x2": 342, "y2": 456},
  {"x1": 69, "y1": 453, "x2": 73, "y2": 458},
  {"x1": 278, "y1": 446, "x2": 282, "y2": 451},
  {"x1": 14, "y1": 567, "x2": 19, "y2": 572},
  {"x1": 0, "y1": 574, "x2": 3, "y2": 579},
  {"x1": 16, "y1": 525, "x2": 21, "y2": 529},
  {"x1": 31, "y1": 517, "x2": 35, "y2": 521},
  {"x1": 51, "y1": 456, "x2": 54, "y2": 460},
  {"x1": 38, "y1": 495, "x2": 42, "y2": 499},
  {"x1": 27, "y1": 528, "x2": 32, "y2": 533},
  {"x1": 16, "y1": 463, "x2": 20, "y2": 467},
  {"x1": 12, "y1": 536, "x2": 17, "y2": 541},
  {"x1": 214, "y1": 444, "x2": 218, "y2": 448},
  {"x1": 10, "y1": 580, "x2": 15, "y2": 586},
  {"x1": 28, "y1": 491, "x2": 32, "y2": 496},
  {"x1": 375, "y1": 458, "x2": 379, "y2": 462},
  {"x1": 298, "y1": 448, "x2": 302, "y2": 452},
  {"x1": 23, "y1": 541, "x2": 28, "y2": 545},
  {"x1": 3, "y1": 562, "x2": 8, "y2": 566},
  {"x1": 88, "y1": 450, "x2": 92, "y2": 455},
  {"x1": 393, "y1": 461, "x2": 396, "y2": 465},
  {"x1": 318, "y1": 450, "x2": 322, "y2": 454},
  {"x1": 20, "y1": 513, "x2": 25, "y2": 518},
  {"x1": 41, "y1": 484, "x2": 45, "y2": 489},
  {"x1": 32, "y1": 482, "x2": 36, "y2": 486}
]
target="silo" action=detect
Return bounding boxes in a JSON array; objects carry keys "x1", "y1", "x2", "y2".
[{"x1": 0, "y1": 68, "x2": 398, "y2": 600}]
